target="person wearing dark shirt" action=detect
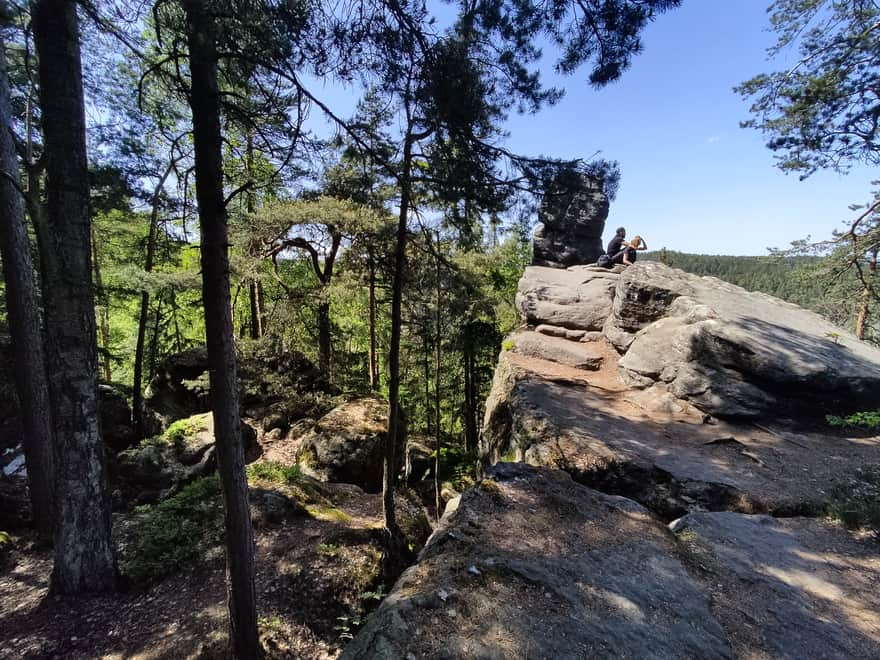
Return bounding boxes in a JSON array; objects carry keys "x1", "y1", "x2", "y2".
[{"x1": 606, "y1": 227, "x2": 626, "y2": 256}]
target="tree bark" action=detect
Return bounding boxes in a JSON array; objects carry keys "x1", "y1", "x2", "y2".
[
  {"x1": 91, "y1": 224, "x2": 112, "y2": 381},
  {"x1": 855, "y1": 248, "x2": 877, "y2": 340},
  {"x1": 32, "y1": 0, "x2": 116, "y2": 592},
  {"x1": 0, "y1": 36, "x2": 54, "y2": 540},
  {"x1": 434, "y1": 233, "x2": 442, "y2": 520},
  {"x1": 368, "y1": 245, "x2": 379, "y2": 390},
  {"x1": 133, "y1": 164, "x2": 173, "y2": 438},
  {"x1": 182, "y1": 1, "x2": 261, "y2": 656},
  {"x1": 317, "y1": 297, "x2": 331, "y2": 376}
]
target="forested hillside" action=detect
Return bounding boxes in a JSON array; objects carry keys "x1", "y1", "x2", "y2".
[
  {"x1": 644, "y1": 250, "x2": 823, "y2": 307},
  {"x1": 644, "y1": 250, "x2": 877, "y2": 343}
]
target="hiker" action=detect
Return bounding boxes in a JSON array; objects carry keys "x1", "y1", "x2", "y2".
[
  {"x1": 614, "y1": 235, "x2": 647, "y2": 266},
  {"x1": 606, "y1": 227, "x2": 626, "y2": 257}
]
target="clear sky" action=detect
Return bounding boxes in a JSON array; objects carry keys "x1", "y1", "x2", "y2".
[{"x1": 501, "y1": 0, "x2": 876, "y2": 256}]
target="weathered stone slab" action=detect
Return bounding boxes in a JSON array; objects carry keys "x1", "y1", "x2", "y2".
[
  {"x1": 510, "y1": 330, "x2": 602, "y2": 370},
  {"x1": 480, "y1": 350, "x2": 880, "y2": 519},
  {"x1": 671, "y1": 512, "x2": 880, "y2": 659},
  {"x1": 516, "y1": 266, "x2": 617, "y2": 331},
  {"x1": 343, "y1": 463, "x2": 733, "y2": 660}
]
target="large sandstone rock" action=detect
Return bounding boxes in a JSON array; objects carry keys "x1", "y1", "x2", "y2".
[
  {"x1": 614, "y1": 263, "x2": 880, "y2": 417},
  {"x1": 343, "y1": 463, "x2": 733, "y2": 659},
  {"x1": 509, "y1": 329, "x2": 603, "y2": 370},
  {"x1": 145, "y1": 338, "x2": 333, "y2": 429},
  {"x1": 298, "y1": 397, "x2": 397, "y2": 493},
  {"x1": 515, "y1": 262, "x2": 880, "y2": 419},
  {"x1": 516, "y1": 265, "x2": 616, "y2": 331},
  {"x1": 671, "y1": 512, "x2": 880, "y2": 659},
  {"x1": 481, "y1": 349, "x2": 880, "y2": 520},
  {"x1": 531, "y1": 172, "x2": 609, "y2": 268},
  {"x1": 114, "y1": 413, "x2": 258, "y2": 504}
]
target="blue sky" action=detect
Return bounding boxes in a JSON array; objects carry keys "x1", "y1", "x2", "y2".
[{"x1": 501, "y1": 0, "x2": 876, "y2": 255}]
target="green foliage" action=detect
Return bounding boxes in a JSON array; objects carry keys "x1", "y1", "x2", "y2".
[
  {"x1": 247, "y1": 461, "x2": 303, "y2": 485},
  {"x1": 828, "y1": 466, "x2": 880, "y2": 532},
  {"x1": 826, "y1": 411, "x2": 880, "y2": 430},
  {"x1": 737, "y1": 0, "x2": 880, "y2": 176},
  {"x1": 162, "y1": 414, "x2": 209, "y2": 448},
  {"x1": 121, "y1": 477, "x2": 224, "y2": 583},
  {"x1": 335, "y1": 586, "x2": 387, "y2": 641}
]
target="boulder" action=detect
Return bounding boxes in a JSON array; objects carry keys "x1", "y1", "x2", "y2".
[
  {"x1": 145, "y1": 338, "x2": 333, "y2": 429},
  {"x1": 404, "y1": 438, "x2": 434, "y2": 484},
  {"x1": 298, "y1": 397, "x2": 398, "y2": 493},
  {"x1": 509, "y1": 329, "x2": 602, "y2": 370},
  {"x1": 99, "y1": 384, "x2": 138, "y2": 452},
  {"x1": 114, "y1": 413, "x2": 258, "y2": 504},
  {"x1": 144, "y1": 347, "x2": 212, "y2": 423},
  {"x1": 343, "y1": 463, "x2": 733, "y2": 659},
  {"x1": 671, "y1": 512, "x2": 880, "y2": 659},
  {"x1": 531, "y1": 172, "x2": 609, "y2": 268},
  {"x1": 515, "y1": 261, "x2": 880, "y2": 419},
  {"x1": 480, "y1": 349, "x2": 880, "y2": 520},
  {"x1": 613, "y1": 263, "x2": 880, "y2": 418},
  {"x1": 516, "y1": 265, "x2": 616, "y2": 331}
]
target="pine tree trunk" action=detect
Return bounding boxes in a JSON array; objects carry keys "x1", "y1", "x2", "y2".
[
  {"x1": 32, "y1": 0, "x2": 116, "y2": 593},
  {"x1": 182, "y1": 1, "x2": 261, "y2": 656},
  {"x1": 133, "y1": 166, "x2": 172, "y2": 438},
  {"x1": 91, "y1": 224, "x2": 112, "y2": 381},
  {"x1": 0, "y1": 36, "x2": 54, "y2": 540},
  {"x1": 255, "y1": 279, "x2": 266, "y2": 334},
  {"x1": 368, "y1": 246, "x2": 379, "y2": 390},
  {"x1": 855, "y1": 248, "x2": 878, "y2": 341},
  {"x1": 384, "y1": 126, "x2": 414, "y2": 538},
  {"x1": 434, "y1": 236, "x2": 442, "y2": 520},
  {"x1": 249, "y1": 280, "x2": 261, "y2": 339},
  {"x1": 317, "y1": 296, "x2": 331, "y2": 377}
]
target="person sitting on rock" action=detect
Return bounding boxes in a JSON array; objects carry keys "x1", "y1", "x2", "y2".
[
  {"x1": 606, "y1": 227, "x2": 626, "y2": 256},
  {"x1": 613, "y1": 234, "x2": 647, "y2": 266}
]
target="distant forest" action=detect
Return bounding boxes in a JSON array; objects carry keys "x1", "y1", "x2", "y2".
[{"x1": 643, "y1": 250, "x2": 825, "y2": 317}]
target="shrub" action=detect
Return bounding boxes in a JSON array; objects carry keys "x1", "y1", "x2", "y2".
[
  {"x1": 120, "y1": 476, "x2": 224, "y2": 583},
  {"x1": 247, "y1": 461, "x2": 302, "y2": 485},
  {"x1": 826, "y1": 410, "x2": 880, "y2": 430}
]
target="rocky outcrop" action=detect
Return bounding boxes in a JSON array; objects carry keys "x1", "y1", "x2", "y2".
[
  {"x1": 517, "y1": 262, "x2": 880, "y2": 419},
  {"x1": 297, "y1": 397, "x2": 398, "y2": 493},
  {"x1": 146, "y1": 338, "x2": 333, "y2": 430},
  {"x1": 531, "y1": 173, "x2": 609, "y2": 268},
  {"x1": 347, "y1": 260, "x2": 880, "y2": 659},
  {"x1": 113, "y1": 412, "x2": 259, "y2": 505},
  {"x1": 671, "y1": 512, "x2": 880, "y2": 659},
  {"x1": 343, "y1": 463, "x2": 734, "y2": 659}
]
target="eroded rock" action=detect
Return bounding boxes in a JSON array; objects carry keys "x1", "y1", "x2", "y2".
[
  {"x1": 343, "y1": 463, "x2": 733, "y2": 659},
  {"x1": 298, "y1": 397, "x2": 398, "y2": 493},
  {"x1": 671, "y1": 512, "x2": 880, "y2": 659},
  {"x1": 531, "y1": 172, "x2": 609, "y2": 268}
]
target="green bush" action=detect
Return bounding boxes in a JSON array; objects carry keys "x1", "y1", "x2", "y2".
[
  {"x1": 247, "y1": 461, "x2": 302, "y2": 485},
  {"x1": 828, "y1": 466, "x2": 880, "y2": 532},
  {"x1": 826, "y1": 410, "x2": 880, "y2": 430},
  {"x1": 121, "y1": 476, "x2": 224, "y2": 583},
  {"x1": 163, "y1": 414, "x2": 209, "y2": 448}
]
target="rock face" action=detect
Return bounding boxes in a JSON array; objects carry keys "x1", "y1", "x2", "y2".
[
  {"x1": 531, "y1": 173, "x2": 609, "y2": 268},
  {"x1": 671, "y1": 512, "x2": 880, "y2": 660},
  {"x1": 113, "y1": 412, "x2": 259, "y2": 504},
  {"x1": 298, "y1": 397, "x2": 397, "y2": 493},
  {"x1": 343, "y1": 463, "x2": 734, "y2": 660},
  {"x1": 517, "y1": 262, "x2": 880, "y2": 418},
  {"x1": 146, "y1": 339, "x2": 334, "y2": 432}
]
